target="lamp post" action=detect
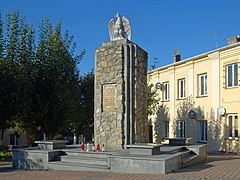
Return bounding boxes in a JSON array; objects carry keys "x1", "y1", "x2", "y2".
[{"x1": 155, "y1": 82, "x2": 162, "y2": 91}]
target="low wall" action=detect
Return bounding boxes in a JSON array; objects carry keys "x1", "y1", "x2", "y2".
[
  {"x1": 188, "y1": 144, "x2": 207, "y2": 161},
  {"x1": 109, "y1": 156, "x2": 166, "y2": 174},
  {"x1": 109, "y1": 153, "x2": 183, "y2": 174},
  {"x1": 109, "y1": 144, "x2": 207, "y2": 174},
  {"x1": 12, "y1": 148, "x2": 63, "y2": 170},
  {"x1": 12, "y1": 144, "x2": 207, "y2": 174},
  {"x1": 35, "y1": 140, "x2": 68, "y2": 150}
]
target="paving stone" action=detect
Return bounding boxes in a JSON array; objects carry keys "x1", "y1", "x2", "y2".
[{"x1": 1, "y1": 154, "x2": 240, "y2": 180}]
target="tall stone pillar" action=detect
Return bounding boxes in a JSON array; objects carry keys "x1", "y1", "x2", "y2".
[{"x1": 94, "y1": 39, "x2": 148, "y2": 149}]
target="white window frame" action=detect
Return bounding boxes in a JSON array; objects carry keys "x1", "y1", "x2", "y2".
[
  {"x1": 178, "y1": 79, "x2": 185, "y2": 99},
  {"x1": 198, "y1": 120, "x2": 207, "y2": 142},
  {"x1": 163, "y1": 82, "x2": 169, "y2": 101},
  {"x1": 198, "y1": 74, "x2": 207, "y2": 96},
  {"x1": 226, "y1": 63, "x2": 238, "y2": 88},
  {"x1": 177, "y1": 120, "x2": 185, "y2": 138},
  {"x1": 226, "y1": 114, "x2": 238, "y2": 139}
]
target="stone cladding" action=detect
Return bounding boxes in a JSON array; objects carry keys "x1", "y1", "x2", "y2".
[{"x1": 94, "y1": 39, "x2": 148, "y2": 149}]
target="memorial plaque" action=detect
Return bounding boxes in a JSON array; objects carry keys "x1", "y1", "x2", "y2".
[{"x1": 103, "y1": 84, "x2": 116, "y2": 111}]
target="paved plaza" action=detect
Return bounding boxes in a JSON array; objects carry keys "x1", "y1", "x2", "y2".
[{"x1": 0, "y1": 154, "x2": 240, "y2": 180}]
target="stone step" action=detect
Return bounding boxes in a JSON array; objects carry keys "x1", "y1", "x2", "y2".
[
  {"x1": 181, "y1": 150, "x2": 192, "y2": 158},
  {"x1": 64, "y1": 150, "x2": 110, "y2": 158},
  {"x1": 182, "y1": 152, "x2": 198, "y2": 167},
  {"x1": 48, "y1": 161, "x2": 110, "y2": 172},
  {"x1": 161, "y1": 146, "x2": 187, "y2": 154},
  {"x1": 60, "y1": 155, "x2": 108, "y2": 166}
]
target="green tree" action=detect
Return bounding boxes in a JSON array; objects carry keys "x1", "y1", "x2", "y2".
[
  {"x1": 13, "y1": 23, "x2": 36, "y2": 134},
  {"x1": 36, "y1": 18, "x2": 50, "y2": 62},
  {"x1": 0, "y1": 13, "x2": 4, "y2": 60},
  {"x1": 0, "y1": 11, "x2": 86, "y2": 141},
  {"x1": 0, "y1": 11, "x2": 22, "y2": 140},
  {"x1": 147, "y1": 83, "x2": 159, "y2": 116},
  {"x1": 79, "y1": 72, "x2": 94, "y2": 131},
  {"x1": 5, "y1": 11, "x2": 21, "y2": 63},
  {"x1": 27, "y1": 18, "x2": 84, "y2": 138},
  {"x1": 66, "y1": 71, "x2": 94, "y2": 142},
  {"x1": 0, "y1": 14, "x2": 4, "y2": 139}
]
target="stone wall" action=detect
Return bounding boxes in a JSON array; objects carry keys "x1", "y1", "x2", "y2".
[
  {"x1": 134, "y1": 47, "x2": 148, "y2": 143},
  {"x1": 94, "y1": 39, "x2": 148, "y2": 149}
]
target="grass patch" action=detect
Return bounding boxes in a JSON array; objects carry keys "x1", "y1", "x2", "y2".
[{"x1": 0, "y1": 151, "x2": 12, "y2": 164}]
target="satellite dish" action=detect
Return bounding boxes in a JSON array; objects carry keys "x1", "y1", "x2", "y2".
[{"x1": 217, "y1": 106, "x2": 226, "y2": 116}]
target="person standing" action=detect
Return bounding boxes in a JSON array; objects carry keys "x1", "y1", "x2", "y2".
[
  {"x1": 32, "y1": 125, "x2": 44, "y2": 147},
  {"x1": 35, "y1": 125, "x2": 44, "y2": 141}
]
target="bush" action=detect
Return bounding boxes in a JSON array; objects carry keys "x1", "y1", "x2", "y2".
[{"x1": 0, "y1": 151, "x2": 12, "y2": 162}]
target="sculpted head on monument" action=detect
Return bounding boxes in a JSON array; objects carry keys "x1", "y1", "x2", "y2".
[{"x1": 108, "y1": 13, "x2": 131, "y2": 41}]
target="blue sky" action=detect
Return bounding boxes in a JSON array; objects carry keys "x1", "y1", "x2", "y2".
[{"x1": 1, "y1": 0, "x2": 240, "y2": 74}]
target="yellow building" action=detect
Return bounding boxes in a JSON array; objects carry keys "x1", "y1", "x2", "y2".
[{"x1": 148, "y1": 36, "x2": 240, "y2": 153}]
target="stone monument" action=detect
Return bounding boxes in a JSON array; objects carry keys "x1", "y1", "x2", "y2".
[
  {"x1": 12, "y1": 14, "x2": 207, "y2": 174},
  {"x1": 94, "y1": 13, "x2": 148, "y2": 149}
]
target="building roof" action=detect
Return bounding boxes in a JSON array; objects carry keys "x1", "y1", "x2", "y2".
[{"x1": 148, "y1": 41, "x2": 240, "y2": 74}]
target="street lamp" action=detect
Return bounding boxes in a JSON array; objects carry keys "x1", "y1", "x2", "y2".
[{"x1": 155, "y1": 82, "x2": 162, "y2": 91}]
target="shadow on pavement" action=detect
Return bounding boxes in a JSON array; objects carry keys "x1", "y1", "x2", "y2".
[
  {"x1": 0, "y1": 165, "x2": 15, "y2": 172},
  {"x1": 169, "y1": 153, "x2": 240, "y2": 174}
]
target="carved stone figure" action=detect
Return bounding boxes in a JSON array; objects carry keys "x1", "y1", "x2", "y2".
[{"x1": 108, "y1": 13, "x2": 131, "y2": 41}]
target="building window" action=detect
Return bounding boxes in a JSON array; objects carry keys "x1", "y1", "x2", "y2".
[
  {"x1": 198, "y1": 120, "x2": 207, "y2": 142},
  {"x1": 163, "y1": 121, "x2": 169, "y2": 137},
  {"x1": 198, "y1": 74, "x2": 207, "y2": 96},
  {"x1": 176, "y1": 120, "x2": 185, "y2": 138},
  {"x1": 226, "y1": 114, "x2": 238, "y2": 139},
  {"x1": 178, "y1": 79, "x2": 185, "y2": 99},
  {"x1": 163, "y1": 82, "x2": 169, "y2": 101},
  {"x1": 226, "y1": 63, "x2": 238, "y2": 88}
]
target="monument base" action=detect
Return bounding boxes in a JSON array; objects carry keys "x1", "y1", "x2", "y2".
[
  {"x1": 35, "y1": 140, "x2": 68, "y2": 150},
  {"x1": 126, "y1": 143, "x2": 162, "y2": 155},
  {"x1": 12, "y1": 144, "x2": 207, "y2": 174}
]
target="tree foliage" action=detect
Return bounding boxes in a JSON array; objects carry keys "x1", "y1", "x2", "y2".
[
  {"x1": 147, "y1": 83, "x2": 159, "y2": 116},
  {"x1": 0, "y1": 11, "x2": 21, "y2": 138},
  {"x1": 68, "y1": 71, "x2": 94, "y2": 138},
  {"x1": 78, "y1": 71, "x2": 94, "y2": 130},
  {"x1": 0, "y1": 11, "x2": 92, "y2": 141}
]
